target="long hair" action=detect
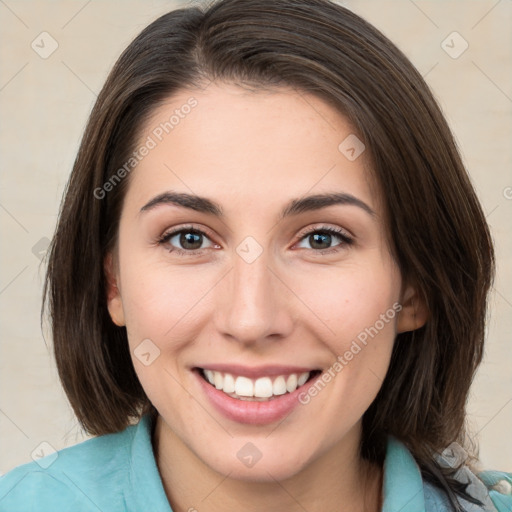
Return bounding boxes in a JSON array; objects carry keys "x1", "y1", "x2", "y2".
[{"x1": 42, "y1": 1, "x2": 495, "y2": 509}]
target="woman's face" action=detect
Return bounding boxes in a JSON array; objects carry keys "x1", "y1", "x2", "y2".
[{"x1": 106, "y1": 82, "x2": 419, "y2": 481}]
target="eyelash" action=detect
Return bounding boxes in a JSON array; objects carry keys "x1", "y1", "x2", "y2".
[{"x1": 156, "y1": 224, "x2": 354, "y2": 257}]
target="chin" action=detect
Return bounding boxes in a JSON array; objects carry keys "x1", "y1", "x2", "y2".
[
  {"x1": 197, "y1": 436, "x2": 319, "y2": 483},
  {"x1": 210, "y1": 455, "x2": 309, "y2": 483}
]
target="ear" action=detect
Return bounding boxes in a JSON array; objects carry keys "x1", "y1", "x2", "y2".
[
  {"x1": 396, "y1": 284, "x2": 428, "y2": 333},
  {"x1": 104, "y1": 251, "x2": 125, "y2": 327}
]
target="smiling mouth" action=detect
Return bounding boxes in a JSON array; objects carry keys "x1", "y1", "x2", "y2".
[{"x1": 196, "y1": 368, "x2": 322, "y2": 401}]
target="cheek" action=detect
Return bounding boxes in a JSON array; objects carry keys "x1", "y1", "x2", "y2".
[
  {"x1": 120, "y1": 259, "x2": 216, "y2": 344},
  {"x1": 118, "y1": 262, "x2": 204, "y2": 408},
  {"x1": 296, "y1": 259, "x2": 400, "y2": 390},
  {"x1": 294, "y1": 258, "x2": 400, "y2": 341}
]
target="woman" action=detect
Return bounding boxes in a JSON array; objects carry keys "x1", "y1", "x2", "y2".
[{"x1": 1, "y1": 0, "x2": 510, "y2": 511}]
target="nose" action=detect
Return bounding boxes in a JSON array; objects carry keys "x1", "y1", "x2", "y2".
[{"x1": 214, "y1": 243, "x2": 295, "y2": 347}]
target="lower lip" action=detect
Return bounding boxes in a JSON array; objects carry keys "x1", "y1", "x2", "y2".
[{"x1": 194, "y1": 369, "x2": 322, "y2": 425}]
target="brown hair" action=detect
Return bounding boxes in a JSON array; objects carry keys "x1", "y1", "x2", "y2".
[{"x1": 42, "y1": 0, "x2": 494, "y2": 509}]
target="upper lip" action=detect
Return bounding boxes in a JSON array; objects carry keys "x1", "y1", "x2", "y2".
[{"x1": 195, "y1": 364, "x2": 320, "y2": 379}]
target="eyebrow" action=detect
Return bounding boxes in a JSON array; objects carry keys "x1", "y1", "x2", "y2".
[{"x1": 139, "y1": 191, "x2": 375, "y2": 219}]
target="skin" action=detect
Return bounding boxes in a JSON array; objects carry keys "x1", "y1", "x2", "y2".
[{"x1": 105, "y1": 81, "x2": 428, "y2": 512}]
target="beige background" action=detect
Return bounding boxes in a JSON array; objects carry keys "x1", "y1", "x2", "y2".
[{"x1": 0, "y1": 0, "x2": 510, "y2": 475}]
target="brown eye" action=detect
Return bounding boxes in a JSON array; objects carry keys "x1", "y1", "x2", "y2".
[
  {"x1": 295, "y1": 226, "x2": 353, "y2": 253},
  {"x1": 157, "y1": 226, "x2": 216, "y2": 255}
]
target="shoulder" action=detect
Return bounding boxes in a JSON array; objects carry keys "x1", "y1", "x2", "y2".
[
  {"x1": 477, "y1": 470, "x2": 512, "y2": 512},
  {"x1": 384, "y1": 436, "x2": 512, "y2": 512},
  {"x1": 423, "y1": 468, "x2": 512, "y2": 512},
  {"x1": 0, "y1": 421, "x2": 138, "y2": 512},
  {"x1": 425, "y1": 441, "x2": 512, "y2": 512}
]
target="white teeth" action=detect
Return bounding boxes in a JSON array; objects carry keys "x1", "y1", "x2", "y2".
[
  {"x1": 297, "y1": 372, "x2": 309, "y2": 386},
  {"x1": 204, "y1": 369, "x2": 214, "y2": 383},
  {"x1": 214, "y1": 372, "x2": 223, "y2": 390},
  {"x1": 201, "y1": 369, "x2": 313, "y2": 399},
  {"x1": 223, "y1": 373, "x2": 235, "y2": 393},
  {"x1": 254, "y1": 377, "x2": 273, "y2": 398},
  {"x1": 272, "y1": 376, "x2": 287, "y2": 395},
  {"x1": 235, "y1": 376, "x2": 254, "y2": 397},
  {"x1": 286, "y1": 374, "x2": 297, "y2": 392}
]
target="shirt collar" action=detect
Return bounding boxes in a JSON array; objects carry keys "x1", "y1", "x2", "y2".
[
  {"x1": 129, "y1": 413, "x2": 173, "y2": 512},
  {"x1": 129, "y1": 414, "x2": 426, "y2": 512},
  {"x1": 382, "y1": 436, "x2": 426, "y2": 512}
]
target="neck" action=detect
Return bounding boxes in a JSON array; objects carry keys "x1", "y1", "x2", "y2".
[{"x1": 152, "y1": 416, "x2": 383, "y2": 512}]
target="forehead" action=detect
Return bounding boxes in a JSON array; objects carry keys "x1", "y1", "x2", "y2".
[{"x1": 125, "y1": 82, "x2": 378, "y2": 217}]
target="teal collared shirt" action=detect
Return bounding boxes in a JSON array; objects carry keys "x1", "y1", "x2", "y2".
[{"x1": 1, "y1": 414, "x2": 510, "y2": 511}]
